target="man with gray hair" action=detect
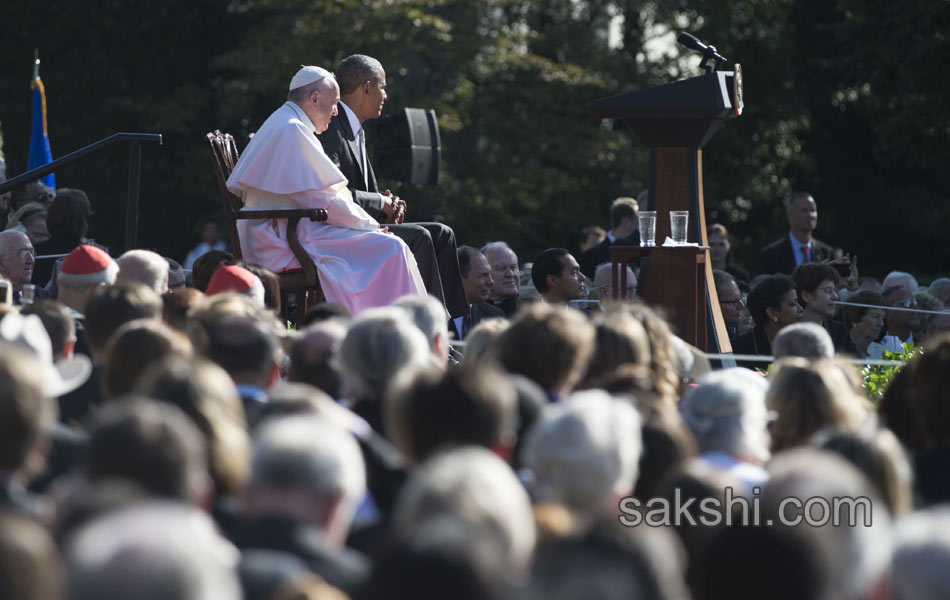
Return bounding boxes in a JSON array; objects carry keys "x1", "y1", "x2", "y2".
[
  {"x1": 394, "y1": 294, "x2": 452, "y2": 365},
  {"x1": 481, "y1": 241, "x2": 520, "y2": 317},
  {"x1": 317, "y1": 54, "x2": 468, "y2": 319},
  {"x1": 0, "y1": 229, "x2": 44, "y2": 304},
  {"x1": 65, "y1": 501, "x2": 242, "y2": 600},
  {"x1": 521, "y1": 390, "x2": 642, "y2": 520},
  {"x1": 592, "y1": 261, "x2": 636, "y2": 306},
  {"x1": 680, "y1": 368, "x2": 771, "y2": 494},
  {"x1": 226, "y1": 65, "x2": 426, "y2": 315},
  {"x1": 230, "y1": 415, "x2": 368, "y2": 594},
  {"x1": 928, "y1": 277, "x2": 950, "y2": 306},
  {"x1": 116, "y1": 248, "x2": 169, "y2": 295},
  {"x1": 772, "y1": 321, "x2": 835, "y2": 360},
  {"x1": 393, "y1": 446, "x2": 536, "y2": 577}
]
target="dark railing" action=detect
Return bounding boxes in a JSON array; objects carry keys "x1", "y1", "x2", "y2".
[{"x1": 0, "y1": 132, "x2": 163, "y2": 251}]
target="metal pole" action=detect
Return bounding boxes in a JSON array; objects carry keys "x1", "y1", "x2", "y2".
[{"x1": 126, "y1": 142, "x2": 142, "y2": 252}]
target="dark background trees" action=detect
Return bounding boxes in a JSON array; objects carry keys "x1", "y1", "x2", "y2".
[{"x1": 0, "y1": 0, "x2": 946, "y2": 280}]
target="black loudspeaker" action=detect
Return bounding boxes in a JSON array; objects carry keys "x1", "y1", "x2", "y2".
[{"x1": 366, "y1": 108, "x2": 441, "y2": 185}]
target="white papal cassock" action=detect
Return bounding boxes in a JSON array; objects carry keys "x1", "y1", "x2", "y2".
[{"x1": 226, "y1": 101, "x2": 426, "y2": 314}]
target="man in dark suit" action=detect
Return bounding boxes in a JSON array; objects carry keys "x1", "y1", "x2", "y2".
[
  {"x1": 756, "y1": 192, "x2": 834, "y2": 275},
  {"x1": 229, "y1": 416, "x2": 370, "y2": 596},
  {"x1": 317, "y1": 54, "x2": 468, "y2": 319},
  {"x1": 451, "y1": 246, "x2": 504, "y2": 340},
  {"x1": 578, "y1": 196, "x2": 641, "y2": 280}
]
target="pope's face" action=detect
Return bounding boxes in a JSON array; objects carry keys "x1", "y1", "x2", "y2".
[{"x1": 311, "y1": 82, "x2": 340, "y2": 134}]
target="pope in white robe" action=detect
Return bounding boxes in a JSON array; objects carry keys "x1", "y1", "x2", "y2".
[{"x1": 226, "y1": 66, "x2": 426, "y2": 314}]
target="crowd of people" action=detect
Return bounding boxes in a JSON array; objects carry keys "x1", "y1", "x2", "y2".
[{"x1": 0, "y1": 57, "x2": 949, "y2": 600}]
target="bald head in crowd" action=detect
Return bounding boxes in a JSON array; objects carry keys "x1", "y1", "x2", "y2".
[{"x1": 116, "y1": 249, "x2": 169, "y2": 295}]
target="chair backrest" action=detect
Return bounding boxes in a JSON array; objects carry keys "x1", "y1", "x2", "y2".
[{"x1": 206, "y1": 130, "x2": 245, "y2": 259}]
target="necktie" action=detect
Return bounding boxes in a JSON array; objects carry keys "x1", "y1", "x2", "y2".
[
  {"x1": 357, "y1": 127, "x2": 369, "y2": 189},
  {"x1": 802, "y1": 245, "x2": 810, "y2": 263}
]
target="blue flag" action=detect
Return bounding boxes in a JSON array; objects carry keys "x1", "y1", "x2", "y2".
[{"x1": 28, "y1": 76, "x2": 55, "y2": 189}]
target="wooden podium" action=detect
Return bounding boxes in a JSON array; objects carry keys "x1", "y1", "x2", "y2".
[{"x1": 586, "y1": 68, "x2": 743, "y2": 352}]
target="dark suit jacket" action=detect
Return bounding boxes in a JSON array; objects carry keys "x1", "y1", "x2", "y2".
[
  {"x1": 317, "y1": 104, "x2": 385, "y2": 219},
  {"x1": 756, "y1": 235, "x2": 834, "y2": 276},
  {"x1": 451, "y1": 302, "x2": 505, "y2": 340},
  {"x1": 578, "y1": 232, "x2": 641, "y2": 280},
  {"x1": 228, "y1": 515, "x2": 369, "y2": 596},
  {"x1": 731, "y1": 325, "x2": 772, "y2": 371}
]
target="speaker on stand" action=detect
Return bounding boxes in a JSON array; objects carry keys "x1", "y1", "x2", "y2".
[{"x1": 365, "y1": 108, "x2": 441, "y2": 186}]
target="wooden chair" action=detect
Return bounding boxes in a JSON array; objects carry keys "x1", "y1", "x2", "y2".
[{"x1": 205, "y1": 130, "x2": 327, "y2": 320}]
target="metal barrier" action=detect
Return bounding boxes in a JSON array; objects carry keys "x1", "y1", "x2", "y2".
[{"x1": 0, "y1": 132, "x2": 163, "y2": 252}]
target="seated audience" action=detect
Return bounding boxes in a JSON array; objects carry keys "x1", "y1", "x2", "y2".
[
  {"x1": 116, "y1": 249, "x2": 169, "y2": 296},
  {"x1": 928, "y1": 277, "x2": 950, "y2": 306},
  {"x1": 101, "y1": 319, "x2": 193, "y2": 400},
  {"x1": 772, "y1": 322, "x2": 835, "y2": 360},
  {"x1": 496, "y1": 303, "x2": 595, "y2": 401},
  {"x1": 520, "y1": 390, "x2": 641, "y2": 525},
  {"x1": 395, "y1": 294, "x2": 452, "y2": 365},
  {"x1": 32, "y1": 188, "x2": 94, "y2": 288},
  {"x1": 731, "y1": 274, "x2": 802, "y2": 368},
  {"x1": 83, "y1": 400, "x2": 210, "y2": 503},
  {"x1": 679, "y1": 368, "x2": 771, "y2": 494},
  {"x1": 481, "y1": 241, "x2": 521, "y2": 317},
  {"x1": 791, "y1": 262, "x2": 854, "y2": 353},
  {"x1": 65, "y1": 501, "x2": 241, "y2": 600},
  {"x1": 336, "y1": 307, "x2": 434, "y2": 434},
  {"x1": 161, "y1": 287, "x2": 205, "y2": 331},
  {"x1": 0, "y1": 230, "x2": 44, "y2": 304},
  {"x1": 60, "y1": 281, "x2": 162, "y2": 426},
  {"x1": 841, "y1": 290, "x2": 885, "y2": 358},
  {"x1": 580, "y1": 310, "x2": 650, "y2": 389},
  {"x1": 6, "y1": 202, "x2": 48, "y2": 246},
  {"x1": 890, "y1": 507, "x2": 950, "y2": 600},
  {"x1": 189, "y1": 249, "x2": 232, "y2": 292},
  {"x1": 231, "y1": 415, "x2": 368, "y2": 595},
  {"x1": 392, "y1": 447, "x2": 536, "y2": 578},
  {"x1": 55, "y1": 244, "x2": 118, "y2": 318},
  {"x1": 460, "y1": 318, "x2": 508, "y2": 367},
  {"x1": 531, "y1": 248, "x2": 586, "y2": 306},
  {"x1": 386, "y1": 366, "x2": 517, "y2": 465},
  {"x1": 765, "y1": 358, "x2": 869, "y2": 453},
  {"x1": 453, "y1": 246, "x2": 504, "y2": 340},
  {"x1": 713, "y1": 270, "x2": 752, "y2": 340},
  {"x1": 592, "y1": 262, "x2": 636, "y2": 305},
  {"x1": 814, "y1": 426, "x2": 912, "y2": 517},
  {"x1": 288, "y1": 319, "x2": 348, "y2": 400},
  {"x1": 0, "y1": 343, "x2": 57, "y2": 519},
  {"x1": 205, "y1": 264, "x2": 266, "y2": 307}
]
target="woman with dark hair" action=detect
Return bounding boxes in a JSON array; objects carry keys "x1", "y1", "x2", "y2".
[
  {"x1": 841, "y1": 290, "x2": 886, "y2": 357},
  {"x1": 731, "y1": 274, "x2": 802, "y2": 367},
  {"x1": 707, "y1": 223, "x2": 750, "y2": 283},
  {"x1": 31, "y1": 188, "x2": 95, "y2": 287},
  {"x1": 791, "y1": 262, "x2": 855, "y2": 354}
]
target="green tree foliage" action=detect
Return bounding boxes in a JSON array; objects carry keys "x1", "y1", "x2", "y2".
[{"x1": 0, "y1": 0, "x2": 946, "y2": 275}]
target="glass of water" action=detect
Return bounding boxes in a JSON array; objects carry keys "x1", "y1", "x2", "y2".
[
  {"x1": 639, "y1": 211, "x2": 657, "y2": 247},
  {"x1": 670, "y1": 211, "x2": 689, "y2": 244}
]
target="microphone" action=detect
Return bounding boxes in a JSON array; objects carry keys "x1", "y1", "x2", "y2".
[{"x1": 677, "y1": 32, "x2": 727, "y2": 64}]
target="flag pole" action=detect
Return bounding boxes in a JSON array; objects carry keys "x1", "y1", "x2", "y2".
[{"x1": 33, "y1": 49, "x2": 39, "y2": 79}]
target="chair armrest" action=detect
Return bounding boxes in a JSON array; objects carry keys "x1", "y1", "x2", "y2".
[{"x1": 233, "y1": 208, "x2": 328, "y2": 222}]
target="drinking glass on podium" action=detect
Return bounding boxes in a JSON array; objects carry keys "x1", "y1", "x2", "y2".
[
  {"x1": 670, "y1": 211, "x2": 689, "y2": 244},
  {"x1": 639, "y1": 211, "x2": 657, "y2": 247}
]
